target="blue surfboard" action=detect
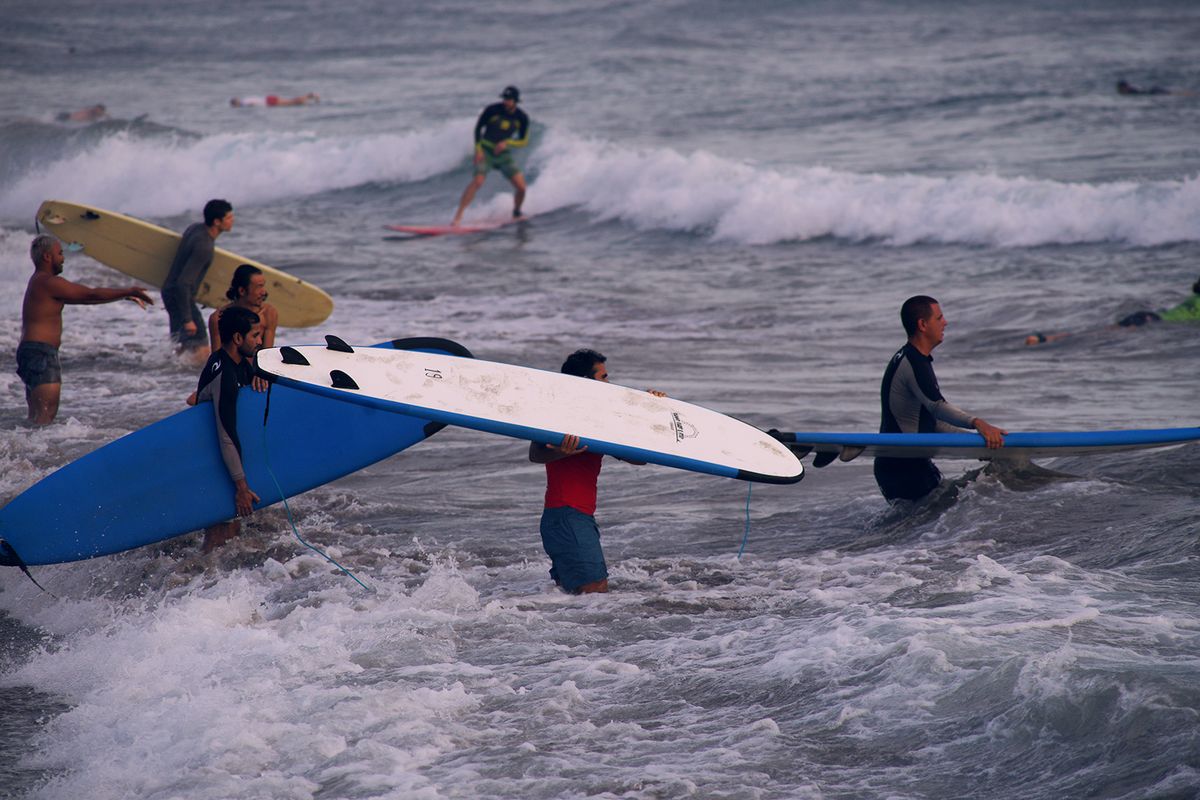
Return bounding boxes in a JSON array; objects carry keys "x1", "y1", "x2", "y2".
[
  {"x1": 0, "y1": 337, "x2": 472, "y2": 567},
  {"x1": 772, "y1": 427, "x2": 1200, "y2": 467}
]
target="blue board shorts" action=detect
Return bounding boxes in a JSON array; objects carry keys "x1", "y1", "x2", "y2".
[
  {"x1": 15, "y1": 341, "x2": 62, "y2": 388},
  {"x1": 539, "y1": 506, "x2": 608, "y2": 593}
]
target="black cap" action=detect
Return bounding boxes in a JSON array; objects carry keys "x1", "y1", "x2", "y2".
[{"x1": 501, "y1": 86, "x2": 520, "y2": 102}]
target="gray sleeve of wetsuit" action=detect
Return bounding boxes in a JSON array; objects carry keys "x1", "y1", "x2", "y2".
[{"x1": 892, "y1": 357, "x2": 976, "y2": 432}]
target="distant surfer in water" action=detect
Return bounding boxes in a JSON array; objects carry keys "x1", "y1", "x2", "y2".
[
  {"x1": 55, "y1": 104, "x2": 107, "y2": 123},
  {"x1": 875, "y1": 295, "x2": 1006, "y2": 502},
  {"x1": 452, "y1": 85, "x2": 530, "y2": 226},
  {"x1": 1024, "y1": 277, "x2": 1200, "y2": 346},
  {"x1": 529, "y1": 349, "x2": 665, "y2": 594},
  {"x1": 18, "y1": 235, "x2": 153, "y2": 425},
  {"x1": 1116, "y1": 80, "x2": 1173, "y2": 96},
  {"x1": 230, "y1": 93, "x2": 319, "y2": 107},
  {"x1": 194, "y1": 306, "x2": 266, "y2": 553}
]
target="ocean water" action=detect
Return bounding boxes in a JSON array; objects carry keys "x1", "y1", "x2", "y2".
[{"x1": 2, "y1": 1, "x2": 1199, "y2": 798}]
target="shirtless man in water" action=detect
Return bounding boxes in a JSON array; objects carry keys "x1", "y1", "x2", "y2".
[{"x1": 18, "y1": 235, "x2": 153, "y2": 425}]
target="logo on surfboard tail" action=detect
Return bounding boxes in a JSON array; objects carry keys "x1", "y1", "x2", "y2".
[{"x1": 671, "y1": 412, "x2": 699, "y2": 442}]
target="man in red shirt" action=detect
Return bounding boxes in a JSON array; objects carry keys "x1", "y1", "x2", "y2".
[{"x1": 529, "y1": 349, "x2": 663, "y2": 594}]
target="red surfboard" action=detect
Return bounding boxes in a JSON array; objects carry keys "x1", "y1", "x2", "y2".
[{"x1": 385, "y1": 216, "x2": 530, "y2": 237}]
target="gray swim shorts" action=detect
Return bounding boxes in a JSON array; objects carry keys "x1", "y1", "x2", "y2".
[{"x1": 15, "y1": 341, "x2": 62, "y2": 388}]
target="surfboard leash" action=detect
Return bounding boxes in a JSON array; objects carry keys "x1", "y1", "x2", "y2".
[
  {"x1": 259, "y1": 386, "x2": 373, "y2": 592},
  {"x1": 737, "y1": 483, "x2": 753, "y2": 560},
  {"x1": 0, "y1": 540, "x2": 58, "y2": 598}
]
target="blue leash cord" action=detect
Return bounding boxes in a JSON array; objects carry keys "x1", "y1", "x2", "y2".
[
  {"x1": 737, "y1": 483, "x2": 753, "y2": 559},
  {"x1": 259, "y1": 389, "x2": 372, "y2": 592}
]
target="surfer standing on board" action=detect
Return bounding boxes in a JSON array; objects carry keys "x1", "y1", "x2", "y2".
[
  {"x1": 162, "y1": 199, "x2": 233, "y2": 365},
  {"x1": 194, "y1": 306, "x2": 266, "y2": 552},
  {"x1": 17, "y1": 235, "x2": 152, "y2": 425},
  {"x1": 529, "y1": 349, "x2": 665, "y2": 594},
  {"x1": 451, "y1": 86, "x2": 530, "y2": 226},
  {"x1": 874, "y1": 295, "x2": 1006, "y2": 502}
]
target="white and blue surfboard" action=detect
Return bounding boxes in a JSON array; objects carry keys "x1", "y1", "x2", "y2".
[
  {"x1": 255, "y1": 338, "x2": 804, "y2": 485},
  {"x1": 772, "y1": 428, "x2": 1200, "y2": 467},
  {"x1": 0, "y1": 338, "x2": 472, "y2": 568}
]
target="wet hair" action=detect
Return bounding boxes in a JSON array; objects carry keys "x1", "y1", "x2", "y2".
[
  {"x1": 30, "y1": 234, "x2": 58, "y2": 265},
  {"x1": 203, "y1": 198, "x2": 233, "y2": 227},
  {"x1": 561, "y1": 348, "x2": 606, "y2": 378},
  {"x1": 1193, "y1": 277, "x2": 1200, "y2": 295},
  {"x1": 900, "y1": 295, "x2": 939, "y2": 337},
  {"x1": 217, "y1": 305, "x2": 260, "y2": 343},
  {"x1": 226, "y1": 263, "x2": 263, "y2": 301}
]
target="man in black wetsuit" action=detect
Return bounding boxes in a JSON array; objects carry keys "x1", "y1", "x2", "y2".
[
  {"x1": 194, "y1": 305, "x2": 264, "y2": 552},
  {"x1": 452, "y1": 86, "x2": 530, "y2": 226},
  {"x1": 874, "y1": 295, "x2": 1006, "y2": 502}
]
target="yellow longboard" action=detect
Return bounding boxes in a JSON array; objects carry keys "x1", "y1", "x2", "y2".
[{"x1": 35, "y1": 199, "x2": 333, "y2": 328}]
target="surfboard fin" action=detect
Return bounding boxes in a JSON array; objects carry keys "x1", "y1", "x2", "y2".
[
  {"x1": 325, "y1": 335, "x2": 354, "y2": 353},
  {"x1": 279, "y1": 346, "x2": 310, "y2": 366},
  {"x1": 812, "y1": 451, "x2": 839, "y2": 468},
  {"x1": 330, "y1": 370, "x2": 359, "y2": 390},
  {"x1": 839, "y1": 446, "x2": 866, "y2": 463}
]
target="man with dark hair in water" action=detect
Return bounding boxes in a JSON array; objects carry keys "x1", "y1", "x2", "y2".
[
  {"x1": 194, "y1": 305, "x2": 265, "y2": 552},
  {"x1": 208, "y1": 263, "x2": 279, "y2": 351},
  {"x1": 528, "y1": 348, "x2": 664, "y2": 594},
  {"x1": 452, "y1": 86, "x2": 530, "y2": 226},
  {"x1": 874, "y1": 295, "x2": 1006, "y2": 502},
  {"x1": 18, "y1": 235, "x2": 152, "y2": 425},
  {"x1": 162, "y1": 199, "x2": 234, "y2": 363},
  {"x1": 1116, "y1": 79, "x2": 1170, "y2": 96}
]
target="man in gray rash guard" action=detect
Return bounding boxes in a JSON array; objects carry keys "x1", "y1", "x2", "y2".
[
  {"x1": 874, "y1": 295, "x2": 1006, "y2": 502},
  {"x1": 194, "y1": 305, "x2": 265, "y2": 552},
  {"x1": 162, "y1": 199, "x2": 234, "y2": 363}
]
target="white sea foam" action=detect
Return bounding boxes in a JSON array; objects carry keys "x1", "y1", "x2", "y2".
[
  {"x1": 529, "y1": 130, "x2": 1200, "y2": 247},
  {"x1": 0, "y1": 119, "x2": 472, "y2": 221},
  {"x1": 4, "y1": 123, "x2": 1198, "y2": 248}
]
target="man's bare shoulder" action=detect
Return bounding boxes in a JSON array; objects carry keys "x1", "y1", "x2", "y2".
[{"x1": 27, "y1": 271, "x2": 73, "y2": 296}]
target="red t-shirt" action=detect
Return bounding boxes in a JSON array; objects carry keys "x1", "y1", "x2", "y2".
[{"x1": 544, "y1": 451, "x2": 603, "y2": 516}]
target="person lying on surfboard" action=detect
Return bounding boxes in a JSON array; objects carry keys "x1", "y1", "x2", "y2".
[
  {"x1": 528, "y1": 349, "x2": 666, "y2": 595},
  {"x1": 875, "y1": 295, "x2": 1006, "y2": 503},
  {"x1": 452, "y1": 85, "x2": 530, "y2": 226},
  {"x1": 1024, "y1": 276, "x2": 1200, "y2": 346},
  {"x1": 230, "y1": 93, "x2": 319, "y2": 107}
]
